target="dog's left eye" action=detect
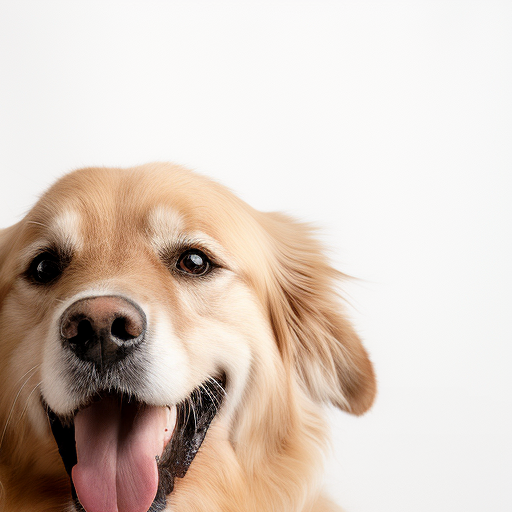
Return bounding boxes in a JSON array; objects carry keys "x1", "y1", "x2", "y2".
[
  {"x1": 176, "y1": 249, "x2": 211, "y2": 276},
  {"x1": 28, "y1": 252, "x2": 64, "y2": 284}
]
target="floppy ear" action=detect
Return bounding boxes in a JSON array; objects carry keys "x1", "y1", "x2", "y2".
[{"x1": 260, "y1": 212, "x2": 376, "y2": 415}]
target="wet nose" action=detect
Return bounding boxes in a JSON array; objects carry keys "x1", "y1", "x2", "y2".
[{"x1": 60, "y1": 295, "x2": 146, "y2": 367}]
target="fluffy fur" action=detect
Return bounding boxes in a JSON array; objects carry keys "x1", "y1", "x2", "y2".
[{"x1": 0, "y1": 163, "x2": 376, "y2": 512}]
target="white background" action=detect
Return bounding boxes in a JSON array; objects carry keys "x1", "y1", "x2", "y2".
[{"x1": 1, "y1": 2, "x2": 511, "y2": 511}]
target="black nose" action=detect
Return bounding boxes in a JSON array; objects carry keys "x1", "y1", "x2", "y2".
[{"x1": 60, "y1": 295, "x2": 146, "y2": 367}]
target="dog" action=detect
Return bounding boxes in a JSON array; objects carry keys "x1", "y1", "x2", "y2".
[{"x1": 0, "y1": 163, "x2": 376, "y2": 512}]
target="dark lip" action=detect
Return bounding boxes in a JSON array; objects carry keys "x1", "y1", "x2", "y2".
[{"x1": 44, "y1": 373, "x2": 227, "y2": 512}]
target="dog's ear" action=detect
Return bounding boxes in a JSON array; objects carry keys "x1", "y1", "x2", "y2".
[{"x1": 260, "y1": 212, "x2": 376, "y2": 415}]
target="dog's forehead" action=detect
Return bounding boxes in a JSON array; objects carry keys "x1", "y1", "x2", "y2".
[
  {"x1": 31, "y1": 166, "x2": 223, "y2": 238},
  {"x1": 26, "y1": 165, "x2": 258, "y2": 251}
]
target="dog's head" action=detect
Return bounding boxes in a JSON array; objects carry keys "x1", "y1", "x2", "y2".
[{"x1": 0, "y1": 164, "x2": 375, "y2": 512}]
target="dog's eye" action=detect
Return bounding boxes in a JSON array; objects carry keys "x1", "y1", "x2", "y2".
[
  {"x1": 28, "y1": 252, "x2": 63, "y2": 284},
  {"x1": 176, "y1": 249, "x2": 211, "y2": 276}
]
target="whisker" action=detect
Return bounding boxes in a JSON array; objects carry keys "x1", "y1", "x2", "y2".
[
  {"x1": 16, "y1": 382, "x2": 43, "y2": 425},
  {"x1": 196, "y1": 387, "x2": 204, "y2": 410},
  {"x1": 207, "y1": 376, "x2": 227, "y2": 397},
  {"x1": 9, "y1": 364, "x2": 41, "y2": 396},
  {"x1": 190, "y1": 398, "x2": 198, "y2": 432},
  {"x1": 183, "y1": 397, "x2": 192, "y2": 426},
  {"x1": 0, "y1": 364, "x2": 41, "y2": 453},
  {"x1": 200, "y1": 383, "x2": 220, "y2": 411}
]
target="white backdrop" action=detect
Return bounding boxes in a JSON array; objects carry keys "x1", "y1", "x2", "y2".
[{"x1": 1, "y1": 2, "x2": 511, "y2": 511}]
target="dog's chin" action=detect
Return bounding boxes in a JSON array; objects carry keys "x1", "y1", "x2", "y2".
[{"x1": 44, "y1": 375, "x2": 226, "y2": 512}]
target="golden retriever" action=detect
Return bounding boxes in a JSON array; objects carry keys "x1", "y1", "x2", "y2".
[{"x1": 0, "y1": 163, "x2": 376, "y2": 512}]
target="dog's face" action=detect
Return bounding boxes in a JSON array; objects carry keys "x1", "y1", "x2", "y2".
[{"x1": 0, "y1": 164, "x2": 376, "y2": 512}]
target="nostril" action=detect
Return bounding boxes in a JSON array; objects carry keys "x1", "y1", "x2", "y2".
[
  {"x1": 111, "y1": 316, "x2": 141, "y2": 341},
  {"x1": 73, "y1": 319, "x2": 95, "y2": 345},
  {"x1": 61, "y1": 316, "x2": 90, "y2": 340}
]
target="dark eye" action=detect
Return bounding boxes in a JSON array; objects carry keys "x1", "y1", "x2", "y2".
[
  {"x1": 28, "y1": 252, "x2": 63, "y2": 284},
  {"x1": 176, "y1": 249, "x2": 211, "y2": 276}
]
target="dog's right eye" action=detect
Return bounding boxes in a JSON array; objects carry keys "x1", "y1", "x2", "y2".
[{"x1": 28, "y1": 252, "x2": 64, "y2": 284}]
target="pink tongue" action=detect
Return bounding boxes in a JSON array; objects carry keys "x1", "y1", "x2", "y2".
[{"x1": 72, "y1": 397, "x2": 170, "y2": 512}]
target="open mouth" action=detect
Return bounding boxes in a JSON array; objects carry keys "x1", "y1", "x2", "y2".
[{"x1": 45, "y1": 375, "x2": 226, "y2": 512}]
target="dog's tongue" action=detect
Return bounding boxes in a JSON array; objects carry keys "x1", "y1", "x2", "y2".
[{"x1": 72, "y1": 397, "x2": 174, "y2": 512}]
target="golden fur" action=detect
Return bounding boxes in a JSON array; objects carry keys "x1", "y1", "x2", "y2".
[{"x1": 0, "y1": 163, "x2": 376, "y2": 512}]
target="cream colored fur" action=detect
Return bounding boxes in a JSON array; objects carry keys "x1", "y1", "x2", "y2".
[{"x1": 0, "y1": 163, "x2": 375, "y2": 512}]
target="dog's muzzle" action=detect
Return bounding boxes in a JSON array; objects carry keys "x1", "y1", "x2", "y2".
[{"x1": 47, "y1": 295, "x2": 227, "y2": 512}]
